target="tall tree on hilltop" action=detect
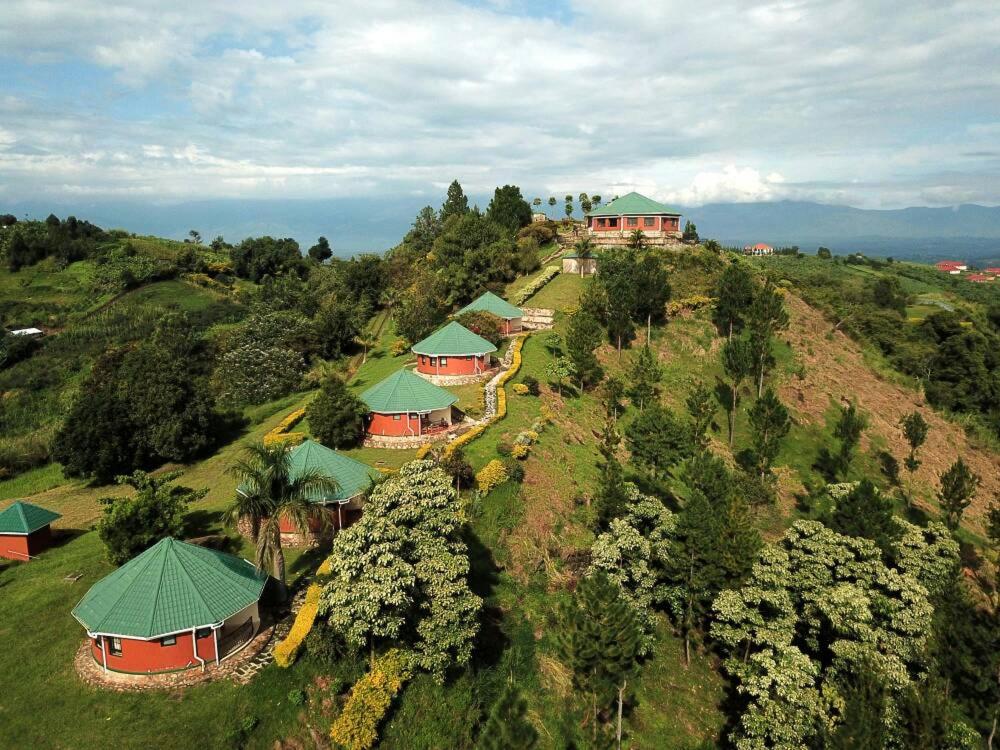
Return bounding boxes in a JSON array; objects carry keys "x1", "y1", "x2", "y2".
[
  {"x1": 566, "y1": 310, "x2": 604, "y2": 390},
  {"x1": 558, "y1": 571, "x2": 641, "y2": 741},
  {"x1": 486, "y1": 184, "x2": 533, "y2": 233},
  {"x1": 548, "y1": 196, "x2": 557, "y2": 207},
  {"x1": 720, "y1": 336, "x2": 754, "y2": 447},
  {"x1": 600, "y1": 251, "x2": 639, "y2": 356},
  {"x1": 746, "y1": 279, "x2": 790, "y2": 397},
  {"x1": 475, "y1": 684, "x2": 538, "y2": 750},
  {"x1": 713, "y1": 263, "x2": 755, "y2": 340},
  {"x1": 440, "y1": 179, "x2": 469, "y2": 221},
  {"x1": 938, "y1": 458, "x2": 980, "y2": 530},
  {"x1": 308, "y1": 236, "x2": 333, "y2": 262}
]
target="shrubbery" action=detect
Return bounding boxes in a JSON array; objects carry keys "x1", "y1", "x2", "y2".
[
  {"x1": 329, "y1": 650, "x2": 413, "y2": 750},
  {"x1": 306, "y1": 377, "x2": 367, "y2": 449}
]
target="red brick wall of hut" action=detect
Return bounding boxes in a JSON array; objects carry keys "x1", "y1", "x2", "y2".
[
  {"x1": 90, "y1": 630, "x2": 217, "y2": 673},
  {"x1": 416, "y1": 354, "x2": 488, "y2": 376}
]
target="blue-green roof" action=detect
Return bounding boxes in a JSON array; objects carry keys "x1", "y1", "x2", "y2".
[
  {"x1": 361, "y1": 368, "x2": 457, "y2": 414},
  {"x1": 586, "y1": 192, "x2": 680, "y2": 217},
  {"x1": 72, "y1": 538, "x2": 267, "y2": 638},
  {"x1": 286, "y1": 440, "x2": 378, "y2": 503},
  {"x1": 456, "y1": 291, "x2": 523, "y2": 320},
  {"x1": 0, "y1": 501, "x2": 61, "y2": 535},
  {"x1": 412, "y1": 321, "x2": 497, "y2": 356}
]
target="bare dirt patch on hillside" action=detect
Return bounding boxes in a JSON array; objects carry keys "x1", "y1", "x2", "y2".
[{"x1": 779, "y1": 293, "x2": 999, "y2": 533}]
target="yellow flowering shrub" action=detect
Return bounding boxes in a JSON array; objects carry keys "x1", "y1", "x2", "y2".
[
  {"x1": 274, "y1": 584, "x2": 322, "y2": 667},
  {"x1": 207, "y1": 261, "x2": 233, "y2": 275},
  {"x1": 511, "y1": 444, "x2": 529, "y2": 459},
  {"x1": 414, "y1": 443, "x2": 433, "y2": 460},
  {"x1": 496, "y1": 388, "x2": 507, "y2": 419},
  {"x1": 263, "y1": 408, "x2": 307, "y2": 447},
  {"x1": 476, "y1": 459, "x2": 509, "y2": 494},
  {"x1": 666, "y1": 294, "x2": 714, "y2": 317},
  {"x1": 512, "y1": 383, "x2": 529, "y2": 395},
  {"x1": 444, "y1": 424, "x2": 487, "y2": 457},
  {"x1": 540, "y1": 404, "x2": 555, "y2": 423},
  {"x1": 390, "y1": 339, "x2": 408, "y2": 356},
  {"x1": 317, "y1": 557, "x2": 334, "y2": 577},
  {"x1": 330, "y1": 650, "x2": 413, "y2": 750}
]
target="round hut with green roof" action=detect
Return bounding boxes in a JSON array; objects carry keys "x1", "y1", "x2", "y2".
[
  {"x1": 456, "y1": 291, "x2": 523, "y2": 335},
  {"x1": 412, "y1": 320, "x2": 497, "y2": 383},
  {"x1": 72, "y1": 537, "x2": 268, "y2": 675},
  {"x1": 0, "y1": 500, "x2": 61, "y2": 561},
  {"x1": 271, "y1": 439, "x2": 380, "y2": 542},
  {"x1": 361, "y1": 368, "x2": 458, "y2": 443}
]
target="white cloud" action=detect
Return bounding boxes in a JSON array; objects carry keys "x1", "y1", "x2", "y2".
[{"x1": 0, "y1": 0, "x2": 998, "y2": 206}]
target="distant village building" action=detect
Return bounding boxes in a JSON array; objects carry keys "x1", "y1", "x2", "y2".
[
  {"x1": 985, "y1": 267, "x2": 1000, "y2": 275},
  {"x1": 361, "y1": 368, "x2": 457, "y2": 439},
  {"x1": 456, "y1": 292, "x2": 523, "y2": 335},
  {"x1": 935, "y1": 261, "x2": 967, "y2": 274},
  {"x1": 743, "y1": 243, "x2": 774, "y2": 256},
  {"x1": 72, "y1": 538, "x2": 267, "y2": 674},
  {"x1": 0, "y1": 501, "x2": 61, "y2": 561},
  {"x1": 585, "y1": 192, "x2": 682, "y2": 245},
  {"x1": 966, "y1": 273, "x2": 993, "y2": 283},
  {"x1": 531, "y1": 210, "x2": 548, "y2": 223},
  {"x1": 412, "y1": 321, "x2": 496, "y2": 381}
]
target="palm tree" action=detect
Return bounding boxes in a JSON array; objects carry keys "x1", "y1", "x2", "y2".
[
  {"x1": 628, "y1": 229, "x2": 646, "y2": 250},
  {"x1": 227, "y1": 443, "x2": 339, "y2": 600},
  {"x1": 573, "y1": 237, "x2": 594, "y2": 277}
]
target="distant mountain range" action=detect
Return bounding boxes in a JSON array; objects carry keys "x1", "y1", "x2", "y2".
[{"x1": 4, "y1": 198, "x2": 1000, "y2": 264}]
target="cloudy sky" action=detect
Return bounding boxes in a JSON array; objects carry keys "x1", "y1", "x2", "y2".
[{"x1": 1, "y1": 0, "x2": 999, "y2": 209}]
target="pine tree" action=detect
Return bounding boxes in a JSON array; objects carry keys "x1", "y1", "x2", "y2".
[
  {"x1": 721, "y1": 337, "x2": 754, "y2": 447},
  {"x1": 594, "y1": 416, "x2": 629, "y2": 528},
  {"x1": 686, "y1": 381, "x2": 715, "y2": 451},
  {"x1": 440, "y1": 179, "x2": 469, "y2": 221},
  {"x1": 626, "y1": 345, "x2": 663, "y2": 411},
  {"x1": 625, "y1": 403, "x2": 694, "y2": 480},
  {"x1": 566, "y1": 310, "x2": 604, "y2": 389},
  {"x1": 746, "y1": 279, "x2": 789, "y2": 397},
  {"x1": 824, "y1": 666, "x2": 888, "y2": 750},
  {"x1": 475, "y1": 684, "x2": 538, "y2": 750},
  {"x1": 558, "y1": 571, "x2": 641, "y2": 738},
  {"x1": 815, "y1": 401, "x2": 868, "y2": 481},
  {"x1": 742, "y1": 388, "x2": 791, "y2": 479},
  {"x1": 938, "y1": 458, "x2": 980, "y2": 530},
  {"x1": 712, "y1": 263, "x2": 755, "y2": 340},
  {"x1": 599, "y1": 251, "x2": 639, "y2": 356},
  {"x1": 900, "y1": 411, "x2": 929, "y2": 504},
  {"x1": 825, "y1": 479, "x2": 899, "y2": 555}
]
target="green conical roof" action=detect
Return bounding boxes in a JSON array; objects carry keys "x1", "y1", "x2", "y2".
[
  {"x1": 361, "y1": 368, "x2": 457, "y2": 414},
  {"x1": 412, "y1": 321, "x2": 497, "y2": 356},
  {"x1": 586, "y1": 191, "x2": 680, "y2": 216},
  {"x1": 0, "y1": 500, "x2": 61, "y2": 535},
  {"x1": 456, "y1": 291, "x2": 523, "y2": 320},
  {"x1": 287, "y1": 440, "x2": 379, "y2": 503},
  {"x1": 72, "y1": 538, "x2": 267, "y2": 638}
]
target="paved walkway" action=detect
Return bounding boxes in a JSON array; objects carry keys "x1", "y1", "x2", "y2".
[
  {"x1": 232, "y1": 586, "x2": 308, "y2": 684},
  {"x1": 480, "y1": 335, "x2": 520, "y2": 422}
]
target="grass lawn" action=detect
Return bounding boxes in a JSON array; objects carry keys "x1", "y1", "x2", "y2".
[
  {"x1": 0, "y1": 531, "x2": 324, "y2": 750},
  {"x1": 120, "y1": 278, "x2": 227, "y2": 313},
  {"x1": 522, "y1": 272, "x2": 589, "y2": 311}
]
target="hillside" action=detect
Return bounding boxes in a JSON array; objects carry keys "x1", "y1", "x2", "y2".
[{"x1": 1, "y1": 198, "x2": 998, "y2": 749}]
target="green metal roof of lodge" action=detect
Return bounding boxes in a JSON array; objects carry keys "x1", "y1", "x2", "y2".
[
  {"x1": 286, "y1": 440, "x2": 379, "y2": 502},
  {"x1": 412, "y1": 321, "x2": 497, "y2": 356},
  {"x1": 0, "y1": 500, "x2": 61, "y2": 535},
  {"x1": 72, "y1": 538, "x2": 267, "y2": 638},
  {"x1": 361, "y1": 368, "x2": 457, "y2": 414},
  {"x1": 586, "y1": 192, "x2": 680, "y2": 217},
  {"x1": 456, "y1": 291, "x2": 523, "y2": 320}
]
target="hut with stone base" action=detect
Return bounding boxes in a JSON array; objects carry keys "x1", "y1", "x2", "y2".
[
  {"x1": 412, "y1": 321, "x2": 497, "y2": 382},
  {"x1": 361, "y1": 368, "x2": 458, "y2": 441},
  {"x1": 72, "y1": 538, "x2": 267, "y2": 675},
  {"x1": 456, "y1": 291, "x2": 523, "y2": 335},
  {"x1": 0, "y1": 500, "x2": 61, "y2": 561}
]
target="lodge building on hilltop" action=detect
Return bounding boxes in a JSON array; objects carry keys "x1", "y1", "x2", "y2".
[{"x1": 585, "y1": 192, "x2": 682, "y2": 245}]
